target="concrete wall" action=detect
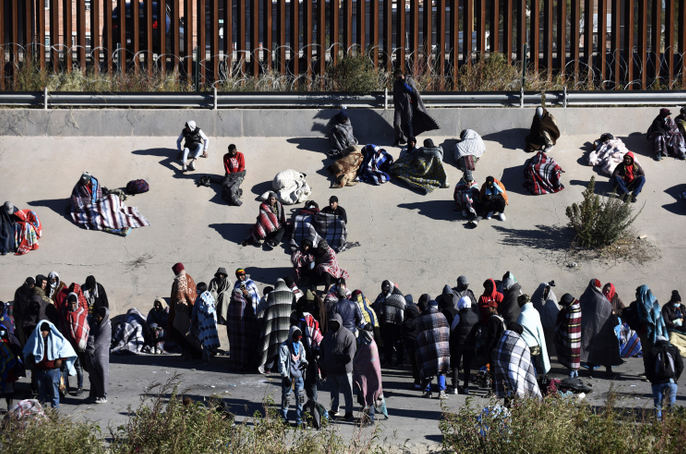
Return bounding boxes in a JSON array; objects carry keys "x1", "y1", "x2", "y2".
[{"x1": 0, "y1": 107, "x2": 657, "y2": 138}]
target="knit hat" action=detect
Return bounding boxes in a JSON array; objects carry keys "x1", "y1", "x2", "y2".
[
  {"x1": 428, "y1": 300, "x2": 439, "y2": 307},
  {"x1": 235, "y1": 268, "x2": 246, "y2": 277},
  {"x1": 337, "y1": 110, "x2": 349, "y2": 123},
  {"x1": 215, "y1": 267, "x2": 228, "y2": 278},
  {"x1": 283, "y1": 276, "x2": 295, "y2": 287},
  {"x1": 25, "y1": 277, "x2": 35, "y2": 286},
  {"x1": 457, "y1": 275, "x2": 469, "y2": 288},
  {"x1": 423, "y1": 138, "x2": 435, "y2": 148},
  {"x1": 381, "y1": 280, "x2": 392, "y2": 294},
  {"x1": 172, "y1": 263, "x2": 185, "y2": 275},
  {"x1": 463, "y1": 170, "x2": 474, "y2": 182},
  {"x1": 67, "y1": 293, "x2": 78, "y2": 304},
  {"x1": 85, "y1": 275, "x2": 96, "y2": 290},
  {"x1": 536, "y1": 106, "x2": 544, "y2": 118},
  {"x1": 670, "y1": 290, "x2": 681, "y2": 304},
  {"x1": 3, "y1": 201, "x2": 13, "y2": 215},
  {"x1": 592, "y1": 279, "x2": 602, "y2": 290}
]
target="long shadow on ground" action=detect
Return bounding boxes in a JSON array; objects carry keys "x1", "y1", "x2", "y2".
[
  {"x1": 27, "y1": 198, "x2": 72, "y2": 222},
  {"x1": 663, "y1": 183, "x2": 686, "y2": 215},
  {"x1": 492, "y1": 224, "x2": 572, "y2": 250},
  {"x1": 481, "y1": 128, "x2": 530, "y2": 151},
  {"x1": 397, "y1": 200, "x2": 458, "y2": 221}
]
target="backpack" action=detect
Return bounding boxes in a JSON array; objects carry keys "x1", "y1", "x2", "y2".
[
  {"x1": 125, "y1": 179, "x2": 150, "y2": 195},
  {"x1": 303, "y1": 399, "x2": 328, "y2": 430},
  {"x1": 654, "y1": 345, "x2": 676, "y2": 381}
]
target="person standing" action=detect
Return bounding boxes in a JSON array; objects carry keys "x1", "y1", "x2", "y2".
[
  {"x1": 191, "y1": 282, "x2": 220, "y2": 366},
  {"x1": 645, "y1": 336, "x2": 683, "y2": 420},
  {"x1": 332, "y1": 287, "x2": 364, "y2": 336},
  {"x1": 226, "y1": 288, "x2": 258, "y2": 372},
  {"x1": 168, "y1": 263, "x2": 199, "y2": 361},
  {"x1": 278, "y1": 326, "x2": 308, "y2": 427},
  {"x1": 319, "y1": 313, "x2": 356, "y2": 421},
  {"x1": 233, "y1": 269, "x2": 260, "y2": 312},
  {"x1": 392, "y1": 70, "x2": 438, "y2": 147},
  {"x1": 85, "y1": 307, "x2": 111, "y2": 404},
  {"x1": 176, "y1": 120, "x2": 210, "y2": 171},
  {"x1": 555, "y1": 293, "x2": 582, "y2": 378},
  {"x1": 374, "y1": 280, "x2": 406, "y2": 367},
  {"x1": 58, "y1": 293, "x2": 89, "y2": 396},
  {"x1": 209, "y1": 267, "x2": 231, "y2": 324},
  {"x1": 82, "y1": 276, "x2": 109, "y2": 319},
  {"x1": 416, "y1": 300, "x2": 451, "y2": 399},
  {"x1": 353, "y1": 324, "x2": 384, "y2": 425},
  {"x1": 449, "y1": 296, "x2": 480, "y2": 394},
  {"x1": 257, "y1": 279, "x2": 295, "y2": 374}
]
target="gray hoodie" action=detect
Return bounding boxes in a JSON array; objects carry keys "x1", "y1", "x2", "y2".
[
  {"x1": 319, "y1": 313, "x2": 357, "y2": 375},
  {"x1": 278, "y1": 326, "x2": 308, "y2": 379}
]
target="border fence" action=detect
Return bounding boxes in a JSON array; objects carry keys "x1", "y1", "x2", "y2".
[{"x1": 2, "y1": 1, "x2": 686, "y2": 91}]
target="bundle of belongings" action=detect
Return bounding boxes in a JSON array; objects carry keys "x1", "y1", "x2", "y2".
[
  {"x1": 539, "y1": 376, "x2": 593, "y2": 397},
  {"x1": 1, "y1": 201, "x2": 42, "y2": 256},
  {"x1": 617, "y1": 322, "x2": 642, "y2": 358},
  {"x1": 110, "y1": 308, "x2": 148, "y2": 354},
  {"x1": 358, "y1": 145, "x2": 394, "y2": 185},
  {"x1": 391, "y1": 139, "x2": 449, "y2": 194},
  {"x1": 327, "y1": 145, "x2": 364, "y2": 188},
  {"x1": 289, "y1": 202, "x2": 354, "y2": 253},
  {"x1": 588, "y1": 133, "x2": 637, "y2": 176},
  {"x1": 70, "y1": 172, "x2": 150, "y2": 236},
  {"x1": 195, "y1": 173, "x2": 245, "y2": 206},
  {"x1": 453, "y1": 129, "x2": 486, "y2": 171},
  {"x1": 260, "y1": 169, "x2": 311, "y2": 205},
  {"x1": 523, "y1": 151, "x2": 565, "y2": 195}
]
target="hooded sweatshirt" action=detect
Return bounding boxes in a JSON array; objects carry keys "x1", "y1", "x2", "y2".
[
  {"x1": 319, "y1": 313, "x2": 357, "y2": 375},
  {"x1": 612, "y1": 151, "x2": 644, "y2": 183},
  {"x1": 278, "y1": 326, "x2": 308, "y2": 380}
]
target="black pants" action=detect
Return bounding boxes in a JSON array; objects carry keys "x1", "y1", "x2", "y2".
[
  {"x1": 394, "y1": 108, "x2": 413, "y2": 143},
  {"x1": 478, "y1": 194, "x2": 506, "y2": 217},
  {"x1": 382, "y1": 324, "x2": 404, "y2": 365},
  {"x1": 451, "y1": 351, "x2": 463, "y2": 387},
  {"x1": 462, "y1": 352, "x2": 473, "y2": 388},
  {"x1": 265, "y1": 226, "x2": 286, "y2": 245},
  {"x1": 407, "y1": 347, "x2": 420, "y2": 384}
]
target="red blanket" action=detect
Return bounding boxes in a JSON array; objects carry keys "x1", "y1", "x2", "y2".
[{"x1": 249, "y1": 201, "x2": 285, "y2": 242}]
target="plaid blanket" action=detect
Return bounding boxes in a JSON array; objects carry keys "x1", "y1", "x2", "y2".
[
  {"x1": 359, "y1": 145, "x2": 393, "y2": 185},
  {"x1": 415, "y1": 307, "x2": 451, "y2": 378},
  {"x1": 315, "y1": 244, "x2": 349, "y2": 280},
  {"x1": 523, "y1": 151, "x2": 565, "y2": 195},
  {"x1": 226, "y1": 290, "x2": 258, "y2": 370},
  {"x1": 392, "y1": 147, "x2": 449, "y2": 194},
  {"x1": 494, "y1": 330, "x2": 542, "y2": 399},
  {"x1": 314, "y1": 212, "x2": 347, "y2": 252},
  {"x1": 618, "y1": 323, "x2": 642, "y2": 358},
  {"x1": 289, "y1": 210, "x2": 320, "y2": 252},
  {"x1": 14, "y1": 210, "x2": 42, "y2": 255},
  {"x1": 555, "y1": 300, "x2": 582, "y2": 370},
  {"x1": 111, "y1": 308, "x2": 147, "y2": 354},
  {"x1": 250, "y1": 201, "x2": 285, "y2": 242},
  {"x1": 59, "y1": 306, "x2": 90, "y2": 352},
  {"x1": 648, "y1": 116, "x2": 686, "y2": 158},
  {"x1": 588, "y1": 138, "x2": 634, "y2": 176},
  {"x1": 71, "y1": 192, "x2": 150, "y2": 231},
  {"x1": 192, "y1": 291, "x2": 220, "y2": 350}
]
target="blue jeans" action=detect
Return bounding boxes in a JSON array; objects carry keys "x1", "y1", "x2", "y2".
[
  {"x1": 37, "y1": 368, "x2": 61, "y2": 409},
  {"x1": 281, "y1": 376, "x2": 305, "y2": 424},
  {"x1": 612, "y1": 175, "x2": 645, "y2": 197},
  {"x1": 182, "y1": 144, "x2": 203, "y2": 163},
  {"x1": 423, "y1": 374, "x2": 447, "y2": 393},
  {"x1": 652, "y1": 382, "x2": 678, "y2": 420}
]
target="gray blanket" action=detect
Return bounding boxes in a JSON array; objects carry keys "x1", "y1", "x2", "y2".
[
  {"x1": 86, "y1": 308, "x2": 111, "y2": 397},
  {"x1": 578, "y1": 281, "x2": 622, "y2": 367}
]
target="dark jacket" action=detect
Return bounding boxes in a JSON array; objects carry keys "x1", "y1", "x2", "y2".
[
  {"x1": 645, "y1": 339, "x2": 684, "y2": 385},
  {"x1": 83, "y1": 282, "x2": 109, "y2": 315},
  {"x1": 662, "y1": 303, "x2": 686, "y2": 333},
  {"x1": 375, "y1": 287, "x2": 406, "y2": 326},
  {"x1": 319, "y1": 313, "x2": 357, "y2": 375},
  {"x1": 321, "y1": 205, "x2": 348, "y2": 224},
  {"x1": 24, "y1": 287, "x2": 55, "y2": 334},
  {"x1": 453, "y1": 287, "x2": 480, "y2": 315},
  {"x1": 451, "y1": 307, "x2": 481, "y2": 354},
  {"x1": 486, "y1": 314, "x2": 506, "y2": 356},
  {"x1": 333, "y1": 298, "x2": 364, "y2": 334},
  {"x1": 13, "y1": 283, "x2": 34, "y2": 346},
  {"x1": 649, "y1": 115, "x2": 670, "y2": 135},
  {"x1": 402, "y1": 304, "x2": 422, "y2": 350},
  {"x1": 500, "y1": 282, "x2": 522, "y2": 325}
]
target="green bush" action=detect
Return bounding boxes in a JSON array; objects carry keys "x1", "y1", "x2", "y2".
[
  {"x1": 440, "y1": 393, "x2": 686, "y2": 453},
  {"x1": 326, "y1": 53, "x2": 379, "y2": 94},
  {"x1": 565, "y1": 176, "x2": 641, "y2": 249}
]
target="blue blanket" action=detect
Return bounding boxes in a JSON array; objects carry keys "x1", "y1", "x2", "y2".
[{"x1": 22, "y1": 321, "x2": 77, "y2": 375}]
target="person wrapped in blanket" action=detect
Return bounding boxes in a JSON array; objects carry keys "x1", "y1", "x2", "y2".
[
  {"x1": 647, "y1": 108, "x2": 686, "y2": 161},
  {"x1": 69, "y1": 172, "x2": 150, "y2": 237},
  {"x1": 611, "y1": 151, "x2": 645, "y2": 203},
  {"x1": 191, "y1": 282, "x2": 220, "y2": 366},
  {"x1": 147, "y1": 297, "x2": 169, "y2": 354},
  {"x1": 589, "y1": 133, "x2": 636, "y2": 176},
  {"x1": 524, "y1": 107, "x2": 560, "y2": 153},
  {"x1": 523, "y1": 150, "x2": 565, "y2": 195},
  {"x1": 392, "y1": 70, "x2": 439, "y2": 147},
  {"x1": 58, "y1": 293, "x2": 89, "y2": 396},
  {"x1": 242, "y1": 192, "x2": 286, "y2": 250},
  {"x1": 358, "y1": 145, "x2": 394, "y2": 185},
  {"x1": 291, "y1": 239, "x2": 349, "y2": 289},
  {"x1": 453, "y1": 129, "x2": 486, "y2": 172},
  {"x1": 662, "y1": 290, "x2": 686, "y2": 357},
  {"x1": 1, "y1": 313, "x2": 24, "y2": 411},
  {"x1": 0, "y1": 201, "x2": 42, "y2": 256},
  {"x1": 493, "y1": 322, "x2": 542, "y2": 402},
  {"x1": 468, "y1": 176, "x2": 508, "y2": 227},
  {"x1": 327, "y1": 109, "x2": 358, "y2": 158},
  {"x1": 391, "y1": 138, "x2": 449, "y2": 194},
  {"x1": 454, "y1": 170, "x2": 480, "y2": 220}
]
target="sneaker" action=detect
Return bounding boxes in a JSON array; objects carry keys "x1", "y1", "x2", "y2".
[
  {"x1": 422, "y1": 390, "x2": 432, "y2": 399},
  {"x1": 468, "y1": 218, "x2": 479, "y2": 227},
  {"x1": 329, "y1": 409, "x2": 343, "y2": 418},
  {"x1": 486, "y1": 211, "x2": 494, "y2": 220},
  {"x1": 75, "y1": 388, "x2": 84, "y2": 397},
  {"x1": 497, "y1": 213, "x2": 506, "y2": 221},
  {"x1": 95, "y1": 397, "x2": 107, "y2": 404},
  {"x1": 447, "y1": 386, "x2": 458, "y2": 395},
  {"x1": 631, "y1": 195, "x2": 637, "y2": 203},
  {"x1": 265, "y1": 241, "x2": 275, "y2": 250},
  {"x1": 189, "y1": 160, "x2": 196, "y2": 171},
  {"x1": 656, "y1": 153, "x2": 663, "y2": 161},
  {"x1": 342, "y1": 412, "x2": 355, "y2": 421},
  {"x1": 439, "y1": 390, "x2": 448, "y2": 400},
  {"x1": 121, "y1": 227, "x2": 131, "y2": 237},
  {"x1": 257, "y1": 365, "x2": 266, "y2": 374}
]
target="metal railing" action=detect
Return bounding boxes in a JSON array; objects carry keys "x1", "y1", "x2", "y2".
[{"x1": 1, "y1": 88, "x2": 686, "y2": 110}]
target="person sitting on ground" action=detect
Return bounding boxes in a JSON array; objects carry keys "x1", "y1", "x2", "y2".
[
  {"x1": 579, "y1": 279, "x2": 623, "y2": 378},
  {"x1": 454, "y1": 129, "x2": 486, "y2": 171},
  {"x1": 589, "y1": 133, "x2": 635, "y2": 176},
  {"x1": 493, "y1": 322, "x2": 542, "y2": 402},
  {"x1": 209, "y1": 267, "x2": 231, "y2": 324},
  {"x1": 358, "y1": 144, "x2": 394, "y2": 185},
  {"x1": 278, "y1": 326, "x2": 308, "y2": 426},
  {"x1": 647, "y1": 108, "x2": 686, "y2": 160},
  {"x1": 399, "y1": 136, "x2": 418, "y2": 159},
  {"x1": 516, "y1": 294, "x2": 551, "y2": 376},
  {"x1": 242, "y1": 192, "x2": 286, "y2": 250},
  {"x1": 327, "y1": 109, "x2": 358, "y2": 158},
  {"x1": 321, "y1": 195, "x2": 348, "y2": 224},
  {"x1": 663, "y1": 291, "x2": 686, "y2": 356},
  {"x1": 233, "y1": 269, "x2": 260, "y2": 312},
  {"x1": 70, "y1": 172, "x2": 150, "y2": 236},
  {"x1": 283, "y1": 276, "x2": 304, "y2": 303},
  {"x1": 611, "y1": 151, "x2": 645, "y2": 202},
  {"x1": 374, "y1": 281, "x2": 406, "y2": 367},
  {"x1": 176, "y1": 120, "x2": 209, "y2": 171},
  {"x1": 353, "y1": 323, "x2": 385, "y2": 425},
  {"x1": 524, "y1": 106, "x2": 560, "y2": 153},
  {"x1": 191, "y1": 282, "x2": 220, "y2": 366},
  {"x1": 319, "y1": 313, "x2": 357, "y2": 421},
  {"x1": 257, "y1": 279, "x2": 296, "y2": 374},
  {"x1": 469, "y1": 176, "x2": 508, "y2": 227},
  {"x1": 0, "y1": 201, "x2": 42, "y2": 256},
  {"x1": 392, "y1": 138, "x2": 449, "y2": 194},
  {"x1": 291, "y1": 239, "x2": 349, "y2": 289},
  {"x1": 645, "y1": 335, "x2": 683, "y2": 420},
  {"x1": 603, "y1": 282, "x2": 626, "y2": 316},
  {"x1": 675, "y1": 106, "x2": 686, "y2": 137},
  {"x1": 454, "y1": 170, "x2": 480, "y2": 220},
  {"x1": 23, "y1": 321, "x2": 77, "y2": 410},
  {"x1": 523, "y1": 149, "x2": 565, "y2": 195},
  {"x1": 146, "y1": 297, "x2": 169, "y2": 354},
  {"x1": 221, "y1": 144, "x2": 246, "y2": 206},
  {"x1": 327, "y1": 145, "x2": 364, "y2": 188}
]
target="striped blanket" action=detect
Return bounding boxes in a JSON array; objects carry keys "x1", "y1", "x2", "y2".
[
  {"x1": 111, "y1": 308, "x2": 147, "y2": 354},
  {"x1": 249, "y1": 201, "x2": 285, "y2": 242},
  {"x1": 289, "y1": 211, "x2": 348, "y2": 253},
  {"x1": 358, "y1": 145, "x2": 393, "y2": 185},
  {"x1": 192, "y1": 291, "x2": 220, "y2": 351},
  {"x1": 14, "y1": 210, "x2": 42, "y2": 255},
  {"x1": 392, "y1": 147, "x2": 449, "y2": 194},
  {"x1": 71, "y1": 193, "x2": 150, "y2": 231},
  {"x1": 523, "y1": 151, "x2": 565, "y2": 195},
  {"x1": 554, "y1": 300, "x2": 582, "y2": 370},
  {"x1": 453, "y1": 179, "x2": 480, "y2": 212},
  {"x1": 618, "y1": 322, "x2": 642, "y2": 358},
  {"x1": 226, "y1": 290, "x2": 258, "y2": 370},
  {"x1": 415, "y1": 307, "x2": 451, "y2": 378},
  {"x1": 493, "y1": 330, "x2": 542, "y2": 399}
]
